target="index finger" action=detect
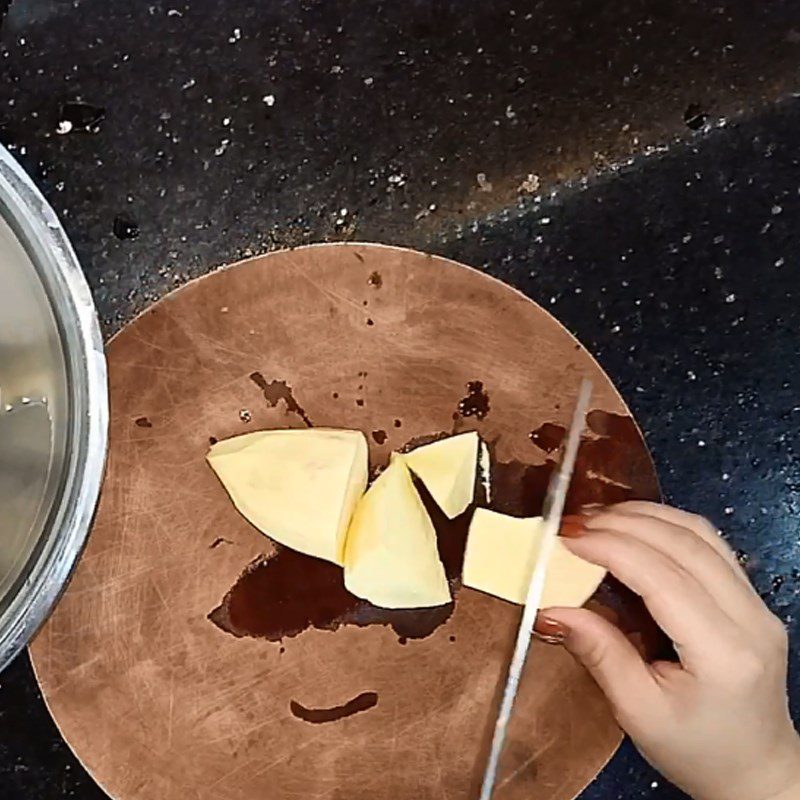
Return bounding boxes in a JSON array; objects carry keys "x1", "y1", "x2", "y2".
[
  {"x1": 610, "y1": 501, "x2": 751, "y2": 583},
  {"x1": 563, "y1": 528, "x2": 741, "y2": 672}
]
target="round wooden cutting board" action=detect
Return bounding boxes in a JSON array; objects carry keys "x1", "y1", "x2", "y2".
[{"x1": 30, "y1": 243, "x2": 660, "y2": 800}]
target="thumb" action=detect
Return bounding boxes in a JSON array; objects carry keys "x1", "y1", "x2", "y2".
[{"x1": 540, "y1": 606, "x2": 660, "y2": 722}]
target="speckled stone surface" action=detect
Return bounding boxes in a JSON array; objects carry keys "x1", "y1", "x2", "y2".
[{"x1": 0, "y1": 0, "x2": 799, "y2": 798}]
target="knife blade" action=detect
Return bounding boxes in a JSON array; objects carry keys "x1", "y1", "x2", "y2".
[{"x1": 478, "y1": 377, "x2": 592, "y2": 800}]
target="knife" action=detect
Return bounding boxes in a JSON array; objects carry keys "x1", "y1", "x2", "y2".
[{"x1": 478, "y1": 377, "x2": 592, "y2": 800}]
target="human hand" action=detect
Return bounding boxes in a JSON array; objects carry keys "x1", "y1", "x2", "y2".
[{"x1": 538, "y1": 501, "x2": 800, "y2": 800}]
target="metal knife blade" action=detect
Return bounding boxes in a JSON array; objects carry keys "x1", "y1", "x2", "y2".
[{"x1": 478, "y1": 378, "x2": 592, "y2": 800}]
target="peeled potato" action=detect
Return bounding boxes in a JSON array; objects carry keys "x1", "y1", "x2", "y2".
[
  {"x1": 344, "y1": 454, "x2": 451, "y2": 609},
  {"x1": 207, "y1": 428, "x2": 368, "y2": 565},
  {"x1": 403, "y1": 431, "x2": 479, "y2": 518},
  {"x1": 463, "y1": 508, "x2": 606, "y2": 608}
]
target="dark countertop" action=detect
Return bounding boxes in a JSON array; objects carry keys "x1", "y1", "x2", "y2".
[{"x1": 1, "y1": 1, "x2": 799, "y2": 797}]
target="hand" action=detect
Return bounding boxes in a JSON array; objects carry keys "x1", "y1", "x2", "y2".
[{"x1": 538, "y1": 501, "x2": 800, "y2": 800}]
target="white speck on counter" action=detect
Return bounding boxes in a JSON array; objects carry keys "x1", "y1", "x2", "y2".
[
  {"x1": 476, "y1": 172, "x2": 493, "y2": 192},
  {"x1": 181, "y1": 78, "x2": 196, "y2": 90},
  {"x1": 722, "y1": 472, "x2": 730, "y2": 481},
  {"x1": 363, "y1": 77, "x2": 374, "y2": 86},
  {"x1": 518, "y1": 173, "x2": 540, "y2": 194},
  {"x1": 724, "y1": 506, "x2": 734, "y2": 515},
  {"x1": 725, "y1": 293, "x2": 736, "y2": 303},
  {"x1": 687, "y1": 370, "x2": 697, "y2": 380},
  {"x1": 214, "y1": 139, "x2": 230, "y2": 156},
  {"x1": 228, "y1": 27, "x2": 241, "y2": 43},
  {"x1": 56, "y1": 120, "x2": 73, "y2": 135},
  {"x1": 775, "y1": 257, "x2": 785, "y2": 267},
  {"x1": 167, "y1": 8, "x2": 182, "y2": 16},
  {"x1": 479, "y1": 440, "x2": 491, "y2": 504},
  {"x1": 698, "y1": 440, "x2": 706, "y2": 447},
  {"x1": 772, "y1": 204, "x2": 783, "y2": 215},
  {"x1": 651, "y1": 781, "x2": 659, "y2": 789},
  {"x1": 222, "y1": 117, "x2": 231, "y2": 126},
  {"x1": 263, "y1": 94, "x2": 276, "y2": 107}
]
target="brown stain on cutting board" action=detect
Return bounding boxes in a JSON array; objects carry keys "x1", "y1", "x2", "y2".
[
  {"x1": 528, "y1": 422, "x2": 564, "y2": 453},
  {"x1": 30, "y1": 243, "x2": 660, "y2": 800},
  {"x1": 249, "y1": 371, "x2": 313, "y2": 427},
  {"x1": 457, "y1": 379, "x2": 490, "y2": 420},
  {"x1": 290, "y1": 691, "x2": 378, "y2": 724}
]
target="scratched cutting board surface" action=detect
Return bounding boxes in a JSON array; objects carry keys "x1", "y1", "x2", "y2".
[{"x1": 30, "y1": 243, "x2": 660, "y2": 800}]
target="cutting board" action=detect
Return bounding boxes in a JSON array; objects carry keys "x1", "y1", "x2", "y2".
[{"x1": 30, "y1": 243, "x2": 660, "y2": 800}]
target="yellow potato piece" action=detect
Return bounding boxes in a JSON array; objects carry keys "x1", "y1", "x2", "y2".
[
  {"x1": 463, "y1": 508, "x2": 606, "y2": 607},
  {"x1": 403, "y1": 431, "x2": 479, "y2": 518},
  {"x1": 207, "y1": 428, "x2": 368, "y2": 565},
  {"x1": 344, "y1": 454, "x2": 451, "y2": 609}
]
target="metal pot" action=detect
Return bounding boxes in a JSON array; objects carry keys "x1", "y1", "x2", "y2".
[{"x1": 0, "y1": 145, "x2": 107, "y2": 672}]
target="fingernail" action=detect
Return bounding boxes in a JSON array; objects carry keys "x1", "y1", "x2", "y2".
[
  {"x1": 533, "y1": 615, "x2": 569, "y2": 644},
  {"x1": 560, "y1": 515, "x2": 587, "y2": 538}
]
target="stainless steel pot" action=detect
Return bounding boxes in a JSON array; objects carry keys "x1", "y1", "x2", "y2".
[{"x1": 0, "y1": 145, "x2": 107, "y2": 671}]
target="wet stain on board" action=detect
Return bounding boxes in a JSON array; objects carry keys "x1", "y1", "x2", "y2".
[
  {"x1": 371, "y1": 429, "x2": 388, "y2": 445},
  {"x1": 528, "y1": 422, "x2": 565, "y2": 453},
  {"x1": 367, "y1": 271, "x2": 382, "y2": 288},
  {"x1": 496, "y1": 411, "x2": 657, "y2": 515},
  {"x1": 249, "y1": 372, "x2": 313, "y2": 427},
  {"x1": 209, "y1": 537, "x2": 233, "y2": 549},
  {"x1": 134, "y1": 416, "x2": 152, "y2": 428},
  {"x1": 289, "y1": 691, "x2": 378, "y2": 724},
  {"x1": 457, "y1": 380, "x2": 490, "y2": 420},
  {"x1": 208, "y1": 545, "x2": 456, "y2": 643}
]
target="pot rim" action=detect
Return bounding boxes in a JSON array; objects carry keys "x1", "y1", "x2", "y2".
[{"x1": 0, "y1": 145, "x2": 108, "y2": 672}]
